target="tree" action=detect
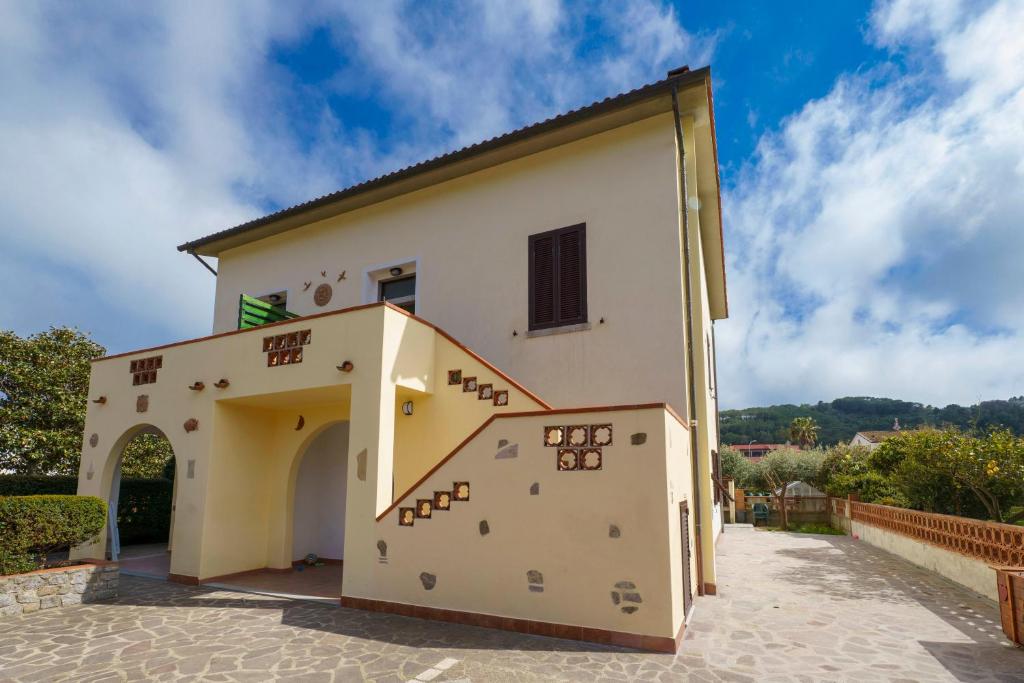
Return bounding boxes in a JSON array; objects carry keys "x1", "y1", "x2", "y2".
[
  {"x1": 945, "y1": 428, "x2": 1024, "y2": 523},
  {"x1": 0, "y1": 328, "x2": 104, "y2": 474},
  {"x1": 0, "y1": 327, "x2": 174, "y2": 477},
  {"x1": 789, "y1": 417, "x2": 819, "y2": 449},
  {"x1": 720, "y1": 446, "x2": 757, "y2": 489},
  {"x1": 753, "y1": 448, "x2": 824, "y2": 530}
]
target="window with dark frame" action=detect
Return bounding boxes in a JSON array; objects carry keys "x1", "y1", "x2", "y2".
[
  {"x1": 378, "y1": 274, "x2": 416, "y2": 314},
  {"x1": 528, "y1": 223, "x2": 587, "y2": 331}
]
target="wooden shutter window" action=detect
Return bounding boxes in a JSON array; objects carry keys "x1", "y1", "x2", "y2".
[{"x1": 529, "y1": 223, "x2": 587, "y2": 330}]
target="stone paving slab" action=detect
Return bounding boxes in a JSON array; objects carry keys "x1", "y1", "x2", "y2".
[{"x1": 0, "y1": 525, "x2": 1020, "y2": 681}]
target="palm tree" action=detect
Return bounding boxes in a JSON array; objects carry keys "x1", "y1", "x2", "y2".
[{"x1": 789, "y1": 417, "x2": 819, "y2": 449}]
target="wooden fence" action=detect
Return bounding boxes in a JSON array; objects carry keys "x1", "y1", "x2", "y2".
[{"x1": 831, "y1": 498, "x2": 1024, "y2": 567}]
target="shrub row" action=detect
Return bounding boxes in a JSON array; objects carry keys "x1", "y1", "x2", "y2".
[
  {"x1": 0, "y1": 475, "x2": 173, "y2": 546},
  {"x1": 0, "y1": 495, "x2": 106, "y2": 575}
]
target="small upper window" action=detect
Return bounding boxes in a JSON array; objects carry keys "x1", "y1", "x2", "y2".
[
  {"x1": 379, "y1": 274, "x2": 416, "y2": 314},
  {"x1": 528, "y1": 223, "x2": 587, "y2": 331}
]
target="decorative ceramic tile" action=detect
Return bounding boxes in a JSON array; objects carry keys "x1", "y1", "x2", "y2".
[
  {"x1": 567, "y1": 425, "x2": 589, "y2": 447},
  {"x1": 591, "y1": 424, "x2": 613, "y2": 447},
  {"x1": 265, "y1": 330, "x2": 309, "y2": 367},
  {"x1": 462, "y1": 377, "x2": 477, "y2": 393},
  {"x1": 416, "y1": 499, "x2": 433, "y2": 519},
  {"x1": 448, "y1": 369, "x2": 462, "y2": 385},
  {"x1": 130, "y1": 355, "x2": 162, "y2": 386},
  {"x1": 313, "y1": 283, "x2": 332, "y2": 306},
  {"x1": 453, "y1": 481, "x2": 470, "y2": 501},
  {"x1": 543, "y1": 426, "x2": 565, "y2": 447},
  {"x1": 492, "y1": 390, "x2": 509, "y2": 406},
  {"x1": 433, "y1": 491, "x2": 452, "y2": 510},
  {"x1": 581, "y1": 448, "x2": 603, "y2": 470},
  {"x1": 557, "y1": 449, "x2": 579, "y2": 471},
  {"x1": 398, "y1": 508, "x2": 415, "y2": 526},
  {"x1": 477, "y1": 384, "x2": 493, "y2": 401}
]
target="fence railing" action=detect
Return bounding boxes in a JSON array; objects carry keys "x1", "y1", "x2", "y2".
[{"x1": 843, "y1": 500, "x2": 1023, "y2": 567}]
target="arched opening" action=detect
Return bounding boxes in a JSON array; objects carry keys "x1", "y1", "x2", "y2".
[
  {"x1": 291, "y1": 422, "x2": 349, "y2": 565},
  {"x1": 107, "y1": 425, "x2": 177, "y2": 579}
]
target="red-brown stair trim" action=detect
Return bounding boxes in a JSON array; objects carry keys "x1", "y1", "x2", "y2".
[{"x1": 339, "y1": 595, "x2": 681, "y2": 653}]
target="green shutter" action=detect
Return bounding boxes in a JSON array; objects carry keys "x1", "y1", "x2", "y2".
[{"x1": 237, "y1": 294, "x2": 300, "y2": 329}]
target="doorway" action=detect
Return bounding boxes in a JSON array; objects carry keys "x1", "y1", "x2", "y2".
[{"x1": 680, "y1": 501, "x2": 693, "y2": 618}]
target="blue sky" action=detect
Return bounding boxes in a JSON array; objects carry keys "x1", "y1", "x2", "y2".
[{"x1": 2, "y1": 0, "x2": 1022, "y2": 409}]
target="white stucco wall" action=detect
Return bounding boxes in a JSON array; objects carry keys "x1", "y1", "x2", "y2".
[
  {"x1": 212, "y1": 113, "x2": 693, "y2": 413},
  {"x1": 293, "y1": 422, "x2": 350, "y2": 561}
]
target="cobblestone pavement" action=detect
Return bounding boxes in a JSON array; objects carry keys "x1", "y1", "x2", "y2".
[{"x1": 0, "y1": 525, "x2": 1020, "y2": 682}]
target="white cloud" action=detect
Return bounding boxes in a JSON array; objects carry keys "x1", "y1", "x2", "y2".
[
  {"x1": 0, "y1": 0, "x2": 708, "y2": 353},
  {"x1": 717, "y1": 0, "x2": 1024, "y2": 409}
]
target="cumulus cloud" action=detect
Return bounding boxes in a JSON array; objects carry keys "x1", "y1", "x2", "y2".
[
  {"x1": 0, "y1": 0, "x2": 705, "y2": 353},
  {"x1": 717, "y1": 0, "x2": 1024, "y2": 408}
]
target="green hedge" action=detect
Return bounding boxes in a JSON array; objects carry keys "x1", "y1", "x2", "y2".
[
  {"x1": 0, "y1": 495, "x2": 107, "y2": 575},
  {"x1": 0, "y1": 475, "x2": 173, "y2": 546}
]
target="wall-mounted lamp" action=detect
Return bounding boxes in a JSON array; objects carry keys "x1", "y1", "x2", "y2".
[
  {"x1": 402, "y1": 401, "x2": 414, "y2": 416},
  {"x1": 389, "y1": 267, "x2": 403, "y2": 277}
]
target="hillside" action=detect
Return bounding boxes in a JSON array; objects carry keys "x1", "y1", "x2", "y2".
[{"x1": 720, "y1": 396, "x2": 1024, "y2": 447}]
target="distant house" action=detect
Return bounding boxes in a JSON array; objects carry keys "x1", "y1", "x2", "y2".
[
  {"x1": 850, "y1": 419, "x2": 904, "y2": 450},
  {"x1": 732, "y1": 443, "x2": 786, "y2": 462}
]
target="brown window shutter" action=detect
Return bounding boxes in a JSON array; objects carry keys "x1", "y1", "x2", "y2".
[{"x1": 529, "y1": 223, "x2": 587, "y2": 330}]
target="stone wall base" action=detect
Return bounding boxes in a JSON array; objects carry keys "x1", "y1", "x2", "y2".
[{"x1": 0, "y1": 560, "x2": 118, "y2": 617}]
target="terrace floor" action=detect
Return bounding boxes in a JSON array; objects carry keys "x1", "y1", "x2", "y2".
[{"x1": 0, "y1": 525, "x2": 1019, "y2": 681}]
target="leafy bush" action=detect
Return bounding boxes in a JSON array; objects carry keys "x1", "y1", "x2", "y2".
[
  {"x1": 0, "y1": 495, "x2": 106, "y2": 574},
  {"x1": 0, "y1": 475, "x2": 173, "y2": 545}
]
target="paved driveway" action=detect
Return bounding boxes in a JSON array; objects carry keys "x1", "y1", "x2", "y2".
[{"x1": 0, "y1": 526, "x2": 1019, "y2": 682}]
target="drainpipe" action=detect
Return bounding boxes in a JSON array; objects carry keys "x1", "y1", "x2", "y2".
[{"x1": 671, "y1": 82, "x2": 705, "y2": 594}]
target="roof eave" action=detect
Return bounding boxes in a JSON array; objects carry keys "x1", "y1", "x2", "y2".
[{"x1": 178, "y1": 67, "x2": 713, "y2": 257}]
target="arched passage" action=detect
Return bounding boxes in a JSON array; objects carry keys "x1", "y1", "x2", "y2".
[
  {"x1": 102, "y1": 424, "x2": 178, "y2": 578},
  {"x1": 291, "y1": 421, "x2": 350, "y2": 564}
]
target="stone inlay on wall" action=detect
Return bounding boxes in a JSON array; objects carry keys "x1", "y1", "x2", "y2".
[
  {"x1": 263, "y1": 330, "x2": 311, "y2": 367},
  {"x1": 0, "y1": 563, "x2": 118, "y2": 616},
  {"x1": 136, "y1": 395, "x2": 149, "y2": 413},
  {"x1": 88, "y1": 434, "x2": 99, "y2": 448},
  {"x1": 184, "y1": 418, "x2": 199, "y2": 433},
  {"x1": 420, "y1": 572, "x2": 436, "y2": 590},
  {"x1": 377, "y1": 540, "x2": 388, "y2": 564},
  {"x1": 530, "y1": 482, "x2": 540, "y2": 495},
  {"x1": 130, "y1": 356, "x2": 162, "y2": 386},
  {"x1": 527, "y1": 570, "x2": 544, "y2": 593},
  {"x1": 495, "y1": 443, "x2": 518, "y2": 459},
  {"x1": 609, "y1": 524, "x2": 621, "y2": 538},
  {"x1": 479, "y1": 520, "x2": 490, "y2": 536},
  {"x1": 630, "y1": 432, "x2": 647, "y2": 446},
  {"x1": 610, "y1": 581, "x2": 642, "y2": 614}
]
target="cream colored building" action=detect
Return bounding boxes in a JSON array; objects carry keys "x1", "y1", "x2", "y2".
[{"x1": 73, "y1": 66, "x2": 728, "y2": 652}]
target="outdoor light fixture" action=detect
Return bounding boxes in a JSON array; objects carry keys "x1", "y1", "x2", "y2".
[
  {"x1": 389, "y1": 267, "x2": 403, "y2": 277},
  {"x1": 402, "y1": 401, "x2": 414, "y2": 416}
]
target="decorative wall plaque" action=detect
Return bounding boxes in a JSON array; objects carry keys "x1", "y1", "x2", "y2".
[
  {"x1": 184, "y1": 418, "x2": 199, "y2": 433},
  {"x1": 136, "y1": 395, "x2": 149, "y2": 413},
  {"x1": 313, "y1": 283, "x2": 333, "y2": 306},
  {"x1": 89, "y1": 433, "x2": 99, "y2": 448}
]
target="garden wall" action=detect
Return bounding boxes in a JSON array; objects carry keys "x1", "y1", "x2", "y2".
[
  {"x1": 828, "y1": 498, "x2": 1023, "y2": 602},
  {"x1": 0, "y1": 562, "x2": 118, "y2": 617}
]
